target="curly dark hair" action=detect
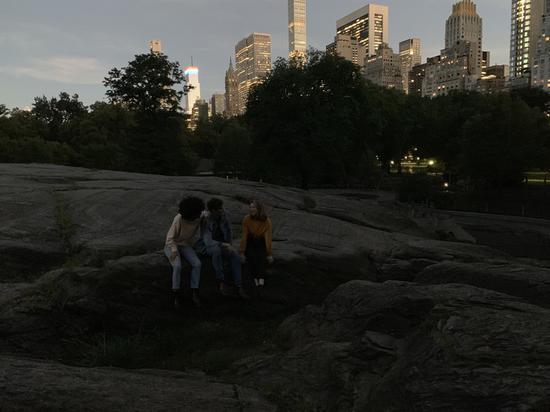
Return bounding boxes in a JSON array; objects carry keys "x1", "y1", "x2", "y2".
[
  {"x1": 207, "y1": 197, "x2": 224, "y2": 212},
  {"x1": 179, "y1": 196, "x2": 205, "y2": 221}
]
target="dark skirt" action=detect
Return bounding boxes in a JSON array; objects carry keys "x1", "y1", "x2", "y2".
[{"x1": 245, "y1": 235, "x2": 267, "y2": 277}]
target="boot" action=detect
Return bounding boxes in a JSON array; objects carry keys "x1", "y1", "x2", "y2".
[{"x1": 191, "y1": 289, "x2": 202, "y2": 308}]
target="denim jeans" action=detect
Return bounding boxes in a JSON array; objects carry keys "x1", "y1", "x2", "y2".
[
  {"x1": 164, "y1": 245, "x2": 202, "y2": 290},
  {"x1": 206, "y1": 245, "x2": 242, "y2": 286}
]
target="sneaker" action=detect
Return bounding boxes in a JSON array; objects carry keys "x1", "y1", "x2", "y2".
[
  {"x1": 191, "y1": 290, "x2": 202, "y2": 308},
  {"x1": 237, "y1": 287, "x2": 251, "y2": 300}
]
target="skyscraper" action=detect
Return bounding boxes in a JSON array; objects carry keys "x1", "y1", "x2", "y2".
[
  {"x1": 365, "y1": 43, "x2": 402, "y2": 89},
  {"x1": 211, "y1": 93, "x2": 226, "y2": 116},
  {"x1": 326, "y1": 34, "x2": 366, "y2": 67},
  {"x1": 445, "y1": 0, "x2": 483, "y2": 77},
  {"x1": 184, "y1": 66, "x2": 201, "y2": 115},
  {"x1": 149, "y1": 40, "x2": 163, "y2": 54},
  {"x1": 510, "y1": 0, "x2": 545, "y2": 80},
  {"x1": 225, "y1": 59, "x2": 239, "y2": 117},
  {"x1": 399, "y1": 38, "x2": 422, "y2": 94},
  {"x1": 532, "y1": 0, "x2": 550, "y2": 90},
  {"x1": 289, "y1": 0, "x2": 307, "y2": 59},
  {"x1": 336, "y1": 4, "x2": 389, "y2": 58},
  {"x1": 235, "y1": 33, "x2": 272, "y2": 115}
]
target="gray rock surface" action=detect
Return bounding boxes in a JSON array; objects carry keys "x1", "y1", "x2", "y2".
[
  {"x1": 235, "y1": 280, "x2": 550, "y2": 411},
  {"x1": 2, "y1": 163, "x2": 550, "y2": 411},
  {"x1": 0, "y1": 355, "x2": 275, "y2": 411}
]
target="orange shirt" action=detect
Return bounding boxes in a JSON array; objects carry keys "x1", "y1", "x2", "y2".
[{"x1": 239, "y1": 215, "x2": 273, "y2": 256}]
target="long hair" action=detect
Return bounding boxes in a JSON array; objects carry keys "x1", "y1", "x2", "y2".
[{"x1": 250, "y1": 199, "x2": 268, "y2": 221}]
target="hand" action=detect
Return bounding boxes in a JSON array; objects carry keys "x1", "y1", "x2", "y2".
[
  {"x1": 267, "y1": 256, "x2": 274, "y2": 264},
  {"x1": 222, "y1": 243, "x2": 236, "y2": 253},
  {"x1": 240, "y1": 253, "x2": 246, "y2": 263},
  {"x1": 170, "y1": 251, "x2": 179, "y2": 263}
]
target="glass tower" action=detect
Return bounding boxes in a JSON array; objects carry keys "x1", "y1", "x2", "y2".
[
  {"x1": 289, "y1": 0, "x2": 307, "y2": 58},
  {"x1": 510, "y1": 0, "x2": 545, "y2": 79}
]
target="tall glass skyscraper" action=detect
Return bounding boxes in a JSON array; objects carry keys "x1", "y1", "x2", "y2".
[
  {"x1": 288, "y1": 0, "x2": 307, "y2": 58},
  {"x1": 533, "y1": 0, "x2": 550, "y2": 89},
  {"x1": 336, "y1": 4, "x2": 389, "y2": 58},
  {"x1": 510, "y1": 0, "x2": 545, "y2": 79},
  {"x1": 235, "y1": 33, "x2": 272, "y2": 114},
  {"x1": 399, "y1": 38, "x2": 422, "y2": 94}
]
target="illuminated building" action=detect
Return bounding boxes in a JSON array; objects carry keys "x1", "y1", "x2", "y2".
[
  {"x1": 336, "y1": 4, "x2": 389, "y2": 58},
  {"x1": 533, "y1": 0, "x2": 550, "y2": 90},
  {"x1": 399, "y1": 38, "x2": 422, "y2": 94},
  {"x1": 184, "y1": 66, "x2": 201, "y2": 115},
  {"x1": 235, "y1": 33, "x2": 272, "y2": 114},
  {"x1": 510, "y1": 0, "x2": 545, "y2": 80},
  {"x1": 289, "y1": 0, "x2": 307, "y2": 59},
  {"x1": 445, "y1": 0, "x2": 483, "y2": 77}
]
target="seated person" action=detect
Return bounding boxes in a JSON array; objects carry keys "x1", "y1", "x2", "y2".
[{"x1": 197, "y1": 198, "x2": 250, "y2": 299}]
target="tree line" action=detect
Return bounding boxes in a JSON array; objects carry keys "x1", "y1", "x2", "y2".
[{"x1": 1, "y1": 50, "x2": 549, "y2": 190}]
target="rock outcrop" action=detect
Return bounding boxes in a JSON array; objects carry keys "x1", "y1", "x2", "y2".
[
  {"x1": 2, "y1": 163, "x2": 550, "y2": 411},
  {"x1": 235, "y1": 280, "x2": 550, "y2": 411}
]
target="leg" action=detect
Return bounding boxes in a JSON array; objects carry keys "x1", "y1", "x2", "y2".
[
  {"x1": 223, "y1": 248, "x2": 242, "y2": 286},
  {"x1": 180, "y1": 246, "x2": 202, "y2": 290},
  {"x1": 208, "y1": 245, "x2": 225, "y2": 282},
  {"x1": 164, "y1": 246, "x2": 182, "y2": 290}
]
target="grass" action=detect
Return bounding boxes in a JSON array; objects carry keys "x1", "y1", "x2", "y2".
[{"x1": 68, "y1": 315, "x2": 282, "y2": 375}]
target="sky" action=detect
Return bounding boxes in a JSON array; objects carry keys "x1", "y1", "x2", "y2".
[{"x1": 0, "y1": 0, "x2": 511, "y2": 109}]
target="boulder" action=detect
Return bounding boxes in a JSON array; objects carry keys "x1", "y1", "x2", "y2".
[{"x1": 235, "y1": 280, "x2": 550, "y2": 411}]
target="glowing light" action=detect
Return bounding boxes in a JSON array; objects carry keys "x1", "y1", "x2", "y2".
[{"x1": 184, "y1": 66, "x2": 199, "y2": 76}]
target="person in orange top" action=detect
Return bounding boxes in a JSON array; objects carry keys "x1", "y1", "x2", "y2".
[{"x1": 239, "y1": 199, "x2": 273, "y2": 295}]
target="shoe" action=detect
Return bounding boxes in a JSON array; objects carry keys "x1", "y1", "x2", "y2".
[
  {"x1": 173, "y1": 290, "x2": 183, "y2": 310},
  {"x1": 191, "y1": 290, "x2": 202, "y2": 308},
  {"x1": 219, "y1": 282, "x2": 231, "y2": 296},
  {"x1": 237, "y1": 287, "x2": 251, "y2": 300}
]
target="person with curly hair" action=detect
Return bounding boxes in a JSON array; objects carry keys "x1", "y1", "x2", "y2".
[
  {"x1": 240, "y1": 199, "x2": 273, "y2": 297},
  {"x1": 165, "y1": 196, "x2": 205, "y2": 308}
]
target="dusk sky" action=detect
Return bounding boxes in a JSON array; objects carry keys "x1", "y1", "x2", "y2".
[{"x1": 1, "y1": 0, "x2": 510, "y2": 109}]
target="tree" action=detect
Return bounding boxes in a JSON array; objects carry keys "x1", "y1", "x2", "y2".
[
  {"x1": 246, "y1": 51, "x2": 372, "y2": 188},
  {"x1": 103, "y1": 52, "x2": 184, "y2": 113},
  {"x1": 32, "y1": 92, "x2": 87, "y2": 142},
  {"x1": 214, "y1": 120, "x2": 251, "y2": 176}
]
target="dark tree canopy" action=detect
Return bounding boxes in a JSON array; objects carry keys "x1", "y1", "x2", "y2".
[{"x1": 104, "y1": 52, "x2": 184, "y2": 113}]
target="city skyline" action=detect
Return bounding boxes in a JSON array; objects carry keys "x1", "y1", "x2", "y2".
[{"x1": 0, "y1": 0, "x2": 512, "y2": 108}]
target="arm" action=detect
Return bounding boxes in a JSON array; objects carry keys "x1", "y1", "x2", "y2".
[
  {"x1": 239, "y1": 216, "x2": 250, "y2": 254},
  {"x1": 166, "y1": 215, "x2": 181, "y2": 253},
  {"x1": 201, "y1": 218, "x2": 222, "y2": 249},
  {"x1": 265, "y1": 218, "x2": 273, "y2": 257}
]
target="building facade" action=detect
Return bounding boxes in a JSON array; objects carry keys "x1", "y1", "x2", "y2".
[
  {"x1": 399, "y1": 38, "x2": 422, "y2": 94},
  {"x1": 224, "y1": 59, "x2": 239, "y2": 117},
  {"x1": 149, "y1": 40, "x2": 163, "y2": 54},
  {"x1": 336, "y1": 4, "x2": 389, "y2": 58},
  {"x1": 289, "y1": 0, "x2": 307, "y2": 59},
  {"x1": 184, "y1": 66, "x2": 201, "y2": 115},
  {"x1": 235, "y1": 33, "x2": 272, "y2": 115},
  {"x1": 533, "y1": 0, "x2": 550, "y2": 90},
  {"x1": 445, "y1": 0, "x2": 483, "y2": 77},
  {"x1": 423, "y1": 42, "x2": 476, "y2": 97},
  {"x1": 510, "y1": 0, "x2": 545, "y2": 80},
  {"x1": 365, "y1": 43, "x2": 402, "y2": 89},
  {"x1": 408, "y1": 63, "x2": 427, "y2": 96},
  {"x1": 211, "y1": 93, "x2": 226, "y2": 116},
  {"x1": 326, "y1": 34, "x2": 366, "y2": 67},
  {"x1": 475, "y1": 65, "x2": 510, "y2": 93}
]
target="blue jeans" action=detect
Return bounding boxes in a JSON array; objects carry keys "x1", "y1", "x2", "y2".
[
  {"x1": 164, "y1": 245, "x2": 202, "y2": 290},
  {"x1": 206, "y1": 245, "x2": 242, "y2": 286}
]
